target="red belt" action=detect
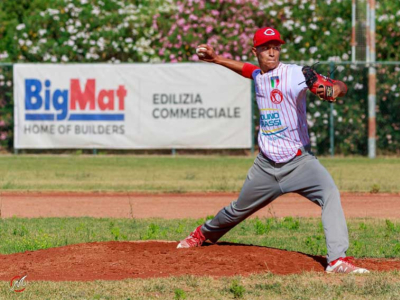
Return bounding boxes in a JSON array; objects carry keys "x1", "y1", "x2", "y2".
[{"x1": 261, "y1": 148, "x2": 303, "y2": 159}]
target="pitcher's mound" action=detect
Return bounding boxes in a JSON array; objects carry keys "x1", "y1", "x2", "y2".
[{"x1": 0, "y1": 241, "x2": 399, "y2": 281}]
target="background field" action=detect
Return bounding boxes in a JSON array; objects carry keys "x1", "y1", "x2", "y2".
[{"x1": 0, "y1": 155, "x2": 399, "y2": 193}]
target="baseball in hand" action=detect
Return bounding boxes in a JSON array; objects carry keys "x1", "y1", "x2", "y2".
[{"x1": 196, "y1": 47, "x2": 207, "y2": 57}]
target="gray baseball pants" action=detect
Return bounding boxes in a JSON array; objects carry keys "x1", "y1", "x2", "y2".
[{"x1": 201, "y1": 148, "x2": 349, "y2": 263}]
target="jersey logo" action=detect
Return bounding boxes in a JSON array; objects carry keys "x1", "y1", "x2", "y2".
[
  {"x1": 270, "y1": 76, "x2": 280, "y2": 88},
  {"x1": 261, "y1": 126, "x2": 288, "y2": 136},
  {"x1": 264, "y1": 28, "x2": 275, "y2": 36},
  {"x1": 259, "y1": 109, "x2": 288, "y2": 137},
  {"x1": 270, "y1": 89, "x2": 283, "y2": 104}
]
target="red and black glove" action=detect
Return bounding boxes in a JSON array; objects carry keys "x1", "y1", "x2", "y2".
[{"x1": 302, "y1": 66, "x2": 338, "y2": 102}]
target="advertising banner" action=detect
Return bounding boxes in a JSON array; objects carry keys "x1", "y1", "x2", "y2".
[{"x1": 14, "y1": 63, "x2": 251, "y2": 149}]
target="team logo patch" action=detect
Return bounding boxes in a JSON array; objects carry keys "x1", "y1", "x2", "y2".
[
  {"x1": 264, "y1": 28, "x2": 275, "y2": 36},
  {"x1": 270, "y1": 76, "x2": 280, "y2": 88},
  {"x1": 270, "y1": 89, "x2": 283, "y2": 104}
]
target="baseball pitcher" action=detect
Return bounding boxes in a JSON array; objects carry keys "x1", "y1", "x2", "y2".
[{"x1": 178, "y1": 27, "x2": 368, "y2": 274}]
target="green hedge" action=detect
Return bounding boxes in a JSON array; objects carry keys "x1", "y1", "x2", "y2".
[{"x1": 0, "y1": 0, "x2": 399, "y2": 154}]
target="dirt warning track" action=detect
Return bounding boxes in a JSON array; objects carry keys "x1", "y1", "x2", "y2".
[{"x1": 1, "y1": 191, "x2": 399, "y2": 219}]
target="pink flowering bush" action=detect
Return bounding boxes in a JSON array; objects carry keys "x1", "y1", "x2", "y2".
[
  {"x1": 2, "y1": 0, "x2": 174, "y2": 63},
  {"x1": 0, "y1": 66, "x2": 13, "y2": 151},
  {"x1": 154, "y1": 0, "x2": 267, "y2": 62},
  {"x1": 154, "y1": 0, "x2": 353, "y2": 63},
  {"x1": 376, "y1": 2, "x2": 400, "y2": 61}
]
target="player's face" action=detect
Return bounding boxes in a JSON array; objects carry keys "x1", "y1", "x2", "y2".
[{"x1": 252, "y1": 41, "x2": 282, "y2": 72}]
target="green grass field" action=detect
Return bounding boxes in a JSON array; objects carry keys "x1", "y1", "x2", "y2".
[
  {"x1": 3, "y1": 272, "x2": 400, "y2": 300},
  {"x1": 0, "y1": 155, "x2": 399, "y2": 192},
  {"x1": 1, "y1": 217, "x2": 399, "y2": 258},
  {"x1": 1, "y1": 155, "x2": 400, "y2": 299}
]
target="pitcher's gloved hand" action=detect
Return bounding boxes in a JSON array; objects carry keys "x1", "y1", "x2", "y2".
[{"x1": 302, "y1": 66, "x2": 340, "y2": 102}]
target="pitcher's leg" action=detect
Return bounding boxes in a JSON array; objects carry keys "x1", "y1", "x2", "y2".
[
  {"x1": 319, "y1": 183, "x2": 348, "y2": 263},
  {"x1": 280, "y1": 155, "x2": 348, "y2": 263},
  {"x1": 202, "y1": 154, "x2": 282, "y2": 243}
]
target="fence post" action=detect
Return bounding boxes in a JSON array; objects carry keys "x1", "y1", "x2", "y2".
[
  {"x1": 351, "y1": 0, "x2": 356, "y2": 62},
  {"x1": 368, "y1": 0, "x2": 376, "y2": 159}
]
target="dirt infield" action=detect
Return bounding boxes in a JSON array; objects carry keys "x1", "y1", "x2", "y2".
[
  {"x1": 1, "y1": 192, "x2": 400, "y2": 280},
  {"x1": 1, "y1": 241, "x2": 400, "y2": 281},
  {"x1": 1, "y1": 191, "x2": 400, "y2": 219}
]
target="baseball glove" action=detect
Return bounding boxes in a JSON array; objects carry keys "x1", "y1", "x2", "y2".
[{"x1": 302, "y1": 66, "x2": 337, "y2": 102}]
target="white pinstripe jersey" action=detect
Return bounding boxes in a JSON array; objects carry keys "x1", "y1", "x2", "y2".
[{"x1": 252, "y1": 63, "x2": 310, "y2": 163}]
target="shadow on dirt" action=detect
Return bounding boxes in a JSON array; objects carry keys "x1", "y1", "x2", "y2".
[{"x1": 203, "y1": 241, "x2": 327, "y2": 269}]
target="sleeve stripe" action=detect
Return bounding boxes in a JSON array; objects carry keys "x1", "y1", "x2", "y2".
[{"x1": 242, "y1": 63, "x2": 260, "y2": 79}]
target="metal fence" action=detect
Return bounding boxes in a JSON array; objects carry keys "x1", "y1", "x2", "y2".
[{"x1": 1, "y1": 62, "x2": 399, "y2": 155}]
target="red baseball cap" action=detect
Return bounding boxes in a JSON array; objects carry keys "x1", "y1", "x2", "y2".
[{"x1": 253, "y1": 27, "x2": 285, "y2": 47}]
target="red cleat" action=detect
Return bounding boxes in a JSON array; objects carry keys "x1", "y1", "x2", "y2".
[
  {"x1": 326, "y1": 257, "x2": 369, "y2": 274},
  {"x1": 177, "y1": 225, "x2": 206, "y2": 248}
]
